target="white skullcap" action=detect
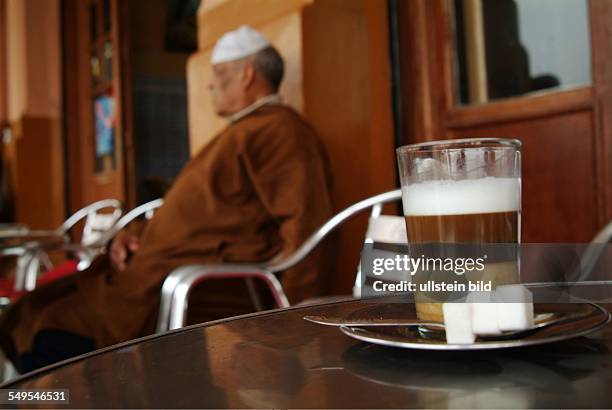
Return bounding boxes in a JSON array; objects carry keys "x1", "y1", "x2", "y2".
[{"x1": 211, "y1": 25, "x2": 270, "y2": 65}]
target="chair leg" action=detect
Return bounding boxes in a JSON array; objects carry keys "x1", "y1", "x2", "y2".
[
  {"x1": 156, "y1": 266, "x2": 202, "y2": 333},
  {"x1": 352, "y1": 262, "x2": 362, "y2": 298},
  {"x1": 157, "y1": 274, "x2": 185, "y2": 333},
  {"x1": 39, "y1": 252, "x2": 54, "y2": 272},
  {"x1": 14, "y1": 252, "x2": 33, "y2": 291},
  {"x1": 245, "y1": 278, "x2": 264, "y2": 311},
  {"x1": 571, "y1": 221, "x2": 612, "y2": 282},
  {"x1": 168, "y1": 278, "x2": 194, "y2": 330},
  {"x1": 24, "y1": 252, "x2": 43, "y2": 291},
  {"x1": 260, "y1": 272, "x2": 290, "y2": 309},
  {"x1": 574, "y1": 243, "x2": 608, "y2": 282}
]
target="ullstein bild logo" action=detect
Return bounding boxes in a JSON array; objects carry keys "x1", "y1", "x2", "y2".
[
  {"x1": 372, "y1": 254, "x2": 487, "y2": 276},
  {"x1": 359, "y1": 243, "x2": 612, "y2": 303}
]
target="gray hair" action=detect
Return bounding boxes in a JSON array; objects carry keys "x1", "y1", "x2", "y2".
[{"x1": 251, "y1": 46, "x2": 285, "y2": 92}]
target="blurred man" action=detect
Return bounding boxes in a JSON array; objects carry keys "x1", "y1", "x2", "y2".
[{"x1": 0, "y1": 26, "x2": 333, "y2": 372}]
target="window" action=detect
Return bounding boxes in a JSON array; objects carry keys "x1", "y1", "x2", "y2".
[{"x1": 452, "y1": 0, "x2": 591, "y2": 105}]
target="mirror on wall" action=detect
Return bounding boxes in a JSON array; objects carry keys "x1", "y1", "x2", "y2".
[{"x1": 452, "y1": 0, "x2": 591, "y2": 105}]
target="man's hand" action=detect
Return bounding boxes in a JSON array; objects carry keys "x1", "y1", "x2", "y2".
[{"x1": 109, "y1": 230, "x2": 141, "y2": 272}]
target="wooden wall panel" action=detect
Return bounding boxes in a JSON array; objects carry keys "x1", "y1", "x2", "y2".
[
  {"x1": 63, "y1": 0, "x2": 83, "y2": 218},
  {"x1": 450, "y1": 111, "x2": 597, "y2": 242},
  {"x1": 302, "y1": 0, "x2": 396, "y2": 292},
  {"x1": 12, "y1": 117, "x2": 65, "y2": 228},
  {"x1": 3, "y1": 0, "x2": 65, "y2": 229},
  {"x1": 0, "y1": 0, "x2": 6, "y2": 124},
  {"x1": 396, "y1": 0, "x2": 451, "y2": 142},
  {"x1": 590, "y1": 0, "x2": 612, "y2": 223}
]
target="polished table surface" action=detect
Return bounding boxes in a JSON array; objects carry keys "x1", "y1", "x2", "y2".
[{"x1": 4, "y1": 299, "x2": 612, "y2": 408}]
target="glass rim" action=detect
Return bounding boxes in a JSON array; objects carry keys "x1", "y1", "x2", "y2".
[{"x1": 396, "y1": 138, "x2": 522, "y2": 153}]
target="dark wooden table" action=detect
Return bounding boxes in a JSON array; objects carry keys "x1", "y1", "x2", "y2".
[{"x1": 3, "y1": 300, "x2": 612, "y2": 408}]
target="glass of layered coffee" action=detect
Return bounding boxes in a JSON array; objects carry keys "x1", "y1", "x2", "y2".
[{"x1": 396, "y1": 138, "x2": 521, "y2": 324}]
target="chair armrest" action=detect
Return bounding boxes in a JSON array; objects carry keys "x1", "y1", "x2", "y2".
[
  {"x1": 92, "y1": 198, "x2": 164, "y2": 248},
  {"x1": 0, "y1": 223, "x2": 30, "y2": 239},
  {"x1": 157, "y1": 264, "x2": 289, "y2": 332}
]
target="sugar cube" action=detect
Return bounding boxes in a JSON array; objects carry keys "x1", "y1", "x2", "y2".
[
  {"x1": 467, "y1": 291, "x2": 501, "y2": 335},
  {"x1": 443, "y1": 302, "x2": 476, "y2": 344},
  {"x1": 495, "y1": 285, "x2": 534, "y2": 331}
]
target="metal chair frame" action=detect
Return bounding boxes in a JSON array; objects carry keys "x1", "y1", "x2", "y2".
[
  {"x1": 59, "y1": 199, "x2": 123, "y2": 239},
  {"x1": 91, "y1": 198, "x2": 164, "y2": 249},
  {"x1": 52, "y1": 198, "x2": 165, "y2": 272},
  {"x1": 0, "y1": 224, "x2": 30, "y2": 239},
  {"x1": 0, "y1": 199, "x2": 123, "y2": 292},
  {"x1": 573, "y1": 220, "x2": 612, "y2": 282},
  {"x1": 3, "y1": 199, "x2": 164, "y2": 293},
  {"x1": 156, "y1": 189, "x2": 403, "y2": 332}
]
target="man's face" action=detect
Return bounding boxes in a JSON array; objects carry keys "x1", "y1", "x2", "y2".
[{"x1": 208, "y1": 61, "x2": 247, "y2": 117}]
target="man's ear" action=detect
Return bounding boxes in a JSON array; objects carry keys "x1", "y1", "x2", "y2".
[{"x1": 241, "y1": 63, "x2": 256, "y2": 88}]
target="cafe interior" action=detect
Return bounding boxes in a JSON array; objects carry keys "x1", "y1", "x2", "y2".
[{"x1": 0, "y1": 0, "x2": 611, "y2": 408}]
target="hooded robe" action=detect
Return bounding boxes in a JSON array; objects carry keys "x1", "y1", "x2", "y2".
[{"x1": 0, "y1": 104, "x2": 333, "y2": 362}]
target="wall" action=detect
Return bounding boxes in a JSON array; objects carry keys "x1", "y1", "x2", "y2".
[
  {"x1": 2, "y1": 0, "x2": 64, "y2": 228},
  {"x1": 188, "y1": 0, "x2": 307, "y2": 153},
  {"x1": 301, "y1": 0, "x2": 397, "y2": 292}
]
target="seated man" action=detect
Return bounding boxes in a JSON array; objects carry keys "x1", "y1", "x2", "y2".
[{"x1": 0, "y1": 26, "x2": 333, "y2": 373}]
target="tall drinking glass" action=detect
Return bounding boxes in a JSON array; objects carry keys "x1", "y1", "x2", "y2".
[{"x1": 396, "y1": 138, "x2": 521, "y2": 323}]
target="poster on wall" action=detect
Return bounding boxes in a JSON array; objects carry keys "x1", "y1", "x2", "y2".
[{"x1": 94, "y1": 93, "x2": 116, "y2": 174}]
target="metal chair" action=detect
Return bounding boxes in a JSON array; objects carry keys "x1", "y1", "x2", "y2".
[
  {"x1": 41, "y1": 199, "x2": 124, "y2": 271},
  {"x1": 572, "y1": 220, "x2": 612, "y2": 282},
  {"x1": 296, "y1": 209, "x2": 408, "y2": 307},
  {"x1": 0, "y1": 224, "x2": 29, "y2": 239},
  {"x1": 90, "y1": 198, "x2": 164, "y2": 249},
  {"x1": 156, "y1": 189, "x2": 403, "y2": 332},
  {"x1": 3, "y1": 198, "x2": 163, "y2": 294},
  {"x1": 353, "y1": 209, "x2": 408, "y2": 297},
  {"x1": 32, "y1": 198, "x2": 165, "y2": 274},
  {"x1": 1, "y1": 199, "x2": 123, "y2": 292}
]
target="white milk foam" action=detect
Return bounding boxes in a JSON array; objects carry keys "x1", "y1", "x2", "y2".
[{"x1": 402, "y1": 177, "x2": 520, "y2": 216}]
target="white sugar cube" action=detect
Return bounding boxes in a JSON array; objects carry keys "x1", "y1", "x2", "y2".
[
  {"x1": 443, "y1": 302, "x2": 476, "y2": 344},
  {"x1": 467, "y1": 292, "x2": 501, "y2": 335},
  {"x1": 494, "y1": 285, "x2": 534, "y2": 331}
]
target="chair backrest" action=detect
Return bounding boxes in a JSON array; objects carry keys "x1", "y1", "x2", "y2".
[
  {"x1": 93, "y1": 198, "x2": 164, "y2": 247},
  {"x1": 354, "y1": 212, "x2": 408, "y2": 297},
  {"x1": 59, "y1": 199, "x2": 123, "y2": 246},
  {"x1": 156, "y1": 190, "x2": 404, "y2": 333},
  {"x1": 365, "y1": 214, "x2": 407, "y2": 244},
  {"x1": 81, "y1": 213, "x2": 122, "y2": 246},
  {"x1": 573, "y1": 220, "x2": 612, "y2": 282},
  {"x1": 266, "y1": 189, "x2": 404, "y2": 273}
]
